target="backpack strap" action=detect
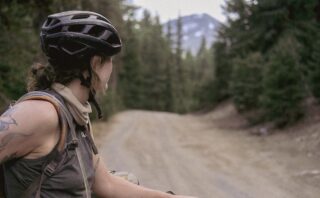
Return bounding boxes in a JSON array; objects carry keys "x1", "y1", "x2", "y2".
[
  {"x1": 14, "y1": 91, "x2": 80, "y2": 198},
  {"x1": 15, "y1": 91, "x2": 70, "y2": 152},
  {"x1": 2, "y1": 91, "x2": 91, "y2": 198}
]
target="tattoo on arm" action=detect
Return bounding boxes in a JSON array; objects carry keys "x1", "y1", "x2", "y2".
[
  {"x1": 2, "y1": 106, "x2": 16, "y2": 117},
  {"x1": 0, "y1": 107, "x2": 18, "y2": 132},
  {"x1": 0, "y1": 133, "x2": 30, "y2": 151},
  {"x1": 0, "y1": 107, "x2": 31, "y2": 163},
  {"x1": 0, "y1": 133, "x2": 31, "y2": 162}
]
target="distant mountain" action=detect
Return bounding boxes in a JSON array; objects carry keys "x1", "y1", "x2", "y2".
[{"x1": 163, "y1": 13, "x2": 221, "y2": 55}]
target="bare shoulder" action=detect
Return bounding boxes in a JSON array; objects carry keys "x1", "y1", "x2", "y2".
[
  {"x1": 0, "y1": 99, "x2": 60, "y2": 161},
  {"x1": 1, "y1": 99, "x2": 59, "y2": 135}
]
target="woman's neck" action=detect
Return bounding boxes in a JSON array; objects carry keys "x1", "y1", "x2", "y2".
[{"x1": 65, "y1": 79, "x2": 90, "y2": 105}]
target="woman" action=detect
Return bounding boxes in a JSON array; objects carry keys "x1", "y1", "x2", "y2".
[{"x1": 0, "y1": 11, "x2": 196, "y2": 198}]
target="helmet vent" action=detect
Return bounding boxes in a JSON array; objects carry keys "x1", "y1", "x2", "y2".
[
  {"x1": 45, "y1": 18, "x2": 52, "y2": 26},
  {"x1": 63, "y1": 41, "x2": 86, "y2": 53},
  {"x1": 97, "y1": 16, "x2": 110, "y2": 23},
  {"x1": 50, "y1": 19, "x2": 60, "y2": 26},
  {"x1": 68, "y1": 25, "x2": 84, "y2": 33},
  {"x1": 47, "y1": 26, "x2": 62, "y2": 34},
  {"x1": 106, "y1": 34, "x2": 120, "y2": 45},
  {"x1": 72, "y1": 14, "x2": 90, "y2": 20},
  {"x1": 88, "y1": 26, "x2": 105, "y2": 37}
]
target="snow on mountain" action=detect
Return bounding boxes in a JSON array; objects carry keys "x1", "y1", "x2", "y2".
[{"x1": 163, "y1": 13, "x2": 221, "y2": 55}]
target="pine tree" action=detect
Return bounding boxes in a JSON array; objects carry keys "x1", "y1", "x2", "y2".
[
  {"x1": 118, "y1": 13, "x2": 144, "y2": 109},
  {"x1": 183, "y1": 51, "x2": 198, "y2": 111},
  {"x1": 194, "y1": 37, "x2": 215, "y2": 109},
  {"x1": 260, "y1": 35, "x2": 305, "y2": 127},
  {"x1": 172, "y1": 15, "x2": 187, "y2": 113},
  {"x1": 211, "y1": 0, "x2": 318, "y2": 127},
  {"x1": 308, "y1": 32, "x2": 320, "y2": 100},
  {"x1": 164, "y1": 22, "x2": 175, "y2": 111},
  {"x1": 230, "y1": 53, "x2": 263, "y2": 112},
  {"x1": 211, "y1": 38, "x2": 233, "y2": 104}
]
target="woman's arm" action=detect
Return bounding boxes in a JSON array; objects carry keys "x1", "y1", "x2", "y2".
[
  {"x1": 0, "y1": 100, "x2": 59, "y2": 163},
  {"x1": 92, "y1": 155, "x2": 196, "y2": 198}
]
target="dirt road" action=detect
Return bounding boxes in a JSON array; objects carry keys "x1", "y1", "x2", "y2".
[{"x1": 93, "y1": 107, "x2": 320, "y2": 198}]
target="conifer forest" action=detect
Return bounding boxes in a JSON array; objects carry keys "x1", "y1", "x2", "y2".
[{"x1": 1, "y1": 0, "x2": 320, "y2": 128}]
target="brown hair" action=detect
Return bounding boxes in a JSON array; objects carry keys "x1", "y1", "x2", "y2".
[{"x1": 27, "y1": 56, "x2": 111, "y2": 92}]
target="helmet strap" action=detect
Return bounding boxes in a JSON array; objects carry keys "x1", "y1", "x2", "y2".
[
  {"x1": 79, "y1": 69, "x2": 103, "y2": 119},
  {"x1": 79, "y1": 72, "x2": 91, "y2": 88},
  {"x1": 88, "y1": 89, "x2": 103, "y2": 119}
]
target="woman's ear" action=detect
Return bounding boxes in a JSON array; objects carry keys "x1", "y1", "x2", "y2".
[{"x1": 90, "y1": 55, "x2": 102, "y2": 72}]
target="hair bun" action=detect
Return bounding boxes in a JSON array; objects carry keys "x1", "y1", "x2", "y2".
[
  {"x1": 28, "y1": 63, "x2": 55, "y2": 91},
  {"x1": 31, "y1": 63, "x2": 46, "y2": 76}
]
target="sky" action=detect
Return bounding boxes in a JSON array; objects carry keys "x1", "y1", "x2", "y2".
[{"x1": 130, "y1": 0, "x2": 227, "y2": 23}]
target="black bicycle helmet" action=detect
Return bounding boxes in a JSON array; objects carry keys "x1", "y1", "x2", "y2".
[
  {"x1": 40, "y1": 10, "x2": 122, "y2": 62},
  {"x1": 40, "y1": 11, "x2": 122, "y2": 119}
]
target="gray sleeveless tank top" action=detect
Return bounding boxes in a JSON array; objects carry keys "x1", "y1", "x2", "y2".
[{"x1": 3, "y1": 90, "x2": 96, "y2": 198}]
